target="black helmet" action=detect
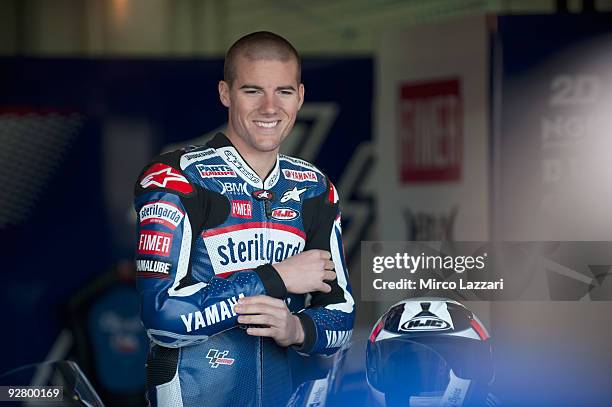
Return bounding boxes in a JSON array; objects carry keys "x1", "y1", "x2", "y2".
[{"x1": 366, "y1": 297, "x2": 495, "y2": 407}]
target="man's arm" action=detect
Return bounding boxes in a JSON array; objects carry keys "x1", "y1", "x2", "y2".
[
  {"x1": 134, "y1": 153, "x2": 287, "y2": 348},
  {"x1": 293, "y1": 178, "x2": 356, "y2": 355},
  {"x1": 234, "y1": 249, "x2": 337, "y2": 347}
]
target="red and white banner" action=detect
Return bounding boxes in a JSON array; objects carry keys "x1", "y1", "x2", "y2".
[
  {"x1": 375, "y1": 16, "x2": 489, "y2": 242},
  {"x1": 398, "y1": 78, "x2": 462, "y2": 183}
]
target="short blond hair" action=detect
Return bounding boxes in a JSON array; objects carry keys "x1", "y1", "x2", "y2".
[{"x1": 224, "y1": 31, "x2": 301, "y2": 86}]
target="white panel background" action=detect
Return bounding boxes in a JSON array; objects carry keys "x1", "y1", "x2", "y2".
[{"x1": 375, "y1": 15, "x2": 490, "y2": 241}]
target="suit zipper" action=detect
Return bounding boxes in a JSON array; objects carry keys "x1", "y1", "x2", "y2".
[
  {"x1": 264, "y1": 200, "x2": 272, "y2": 219},
  {"x1": 260, "y1": 181, "x2": 267, "y2": 407},
  {"x1": 259, "y1": 337, "x2": 263, "y2": 407}
]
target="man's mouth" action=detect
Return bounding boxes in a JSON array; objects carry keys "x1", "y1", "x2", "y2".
[{"x1": 253, "y1": 120, "x2": 279, "y2": 129}]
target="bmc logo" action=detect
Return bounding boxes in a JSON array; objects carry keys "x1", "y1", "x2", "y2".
[
  {"x1": 399, "y1": 316, "x2": 451, "y2": 332},
  {"x1": 138, "y1": 231, "x2": 173, "y2": 257},
  {"x1": 283, "y1": 169, "x2": 317, "y2": 182},
  {"x1": 222, "y1": 181, "x2": 248, "y2": 195},
  {"x1": 231, "y1": 200, "x2": 252, "y2": 219},
  {"x1": 197, "y1": 164, "x2": 236, "y2": 178},
  {"x1": 206, "y1": 349, "x2": 235, "y2": 368},
  {"x1": 398, "y1": 78, "x2": 462, "y2": 183},
  {"x1": 271, "y1": 208, "x2": 299, "y2": 221}
]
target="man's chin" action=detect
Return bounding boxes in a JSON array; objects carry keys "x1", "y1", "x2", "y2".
[
  {"x1": 252, "y1": 142, "x2": 281, "y2": 153},
  {"x1": 251, "y1": 135, "x2": 284, "y2": 152}
]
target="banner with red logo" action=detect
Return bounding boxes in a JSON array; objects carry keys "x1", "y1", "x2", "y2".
[
  {"x1": 398, "y1": 78, "x2": 462, "y2": 183},
  {"x1": 375, "y1": 16, "x2": 490, "y2": 243}
]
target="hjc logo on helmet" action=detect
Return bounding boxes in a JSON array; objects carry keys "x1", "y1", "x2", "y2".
[
  {"x1": 400, "y1": 316, "x2": 451, "y2": 331},
  {"x1": 399, "y1": 301, "x2": 452, "y2": 332}
]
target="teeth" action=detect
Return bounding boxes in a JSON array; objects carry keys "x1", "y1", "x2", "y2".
[{"x1": 254, "y1": 121, "x2": 278, "y2": 128}]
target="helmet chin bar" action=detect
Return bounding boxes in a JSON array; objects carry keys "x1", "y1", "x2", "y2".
[
  {"x1": 366, "y1": 298, "x2": 495, "y2": 407},
  {"x1": 408, "y1": 370, "x2": 471, "y2": 407}
]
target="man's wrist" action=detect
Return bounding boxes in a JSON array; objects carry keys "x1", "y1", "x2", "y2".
[
  {"x1": 292, "y1": 314, "x2": 305, "y2": 345},
  {"x1": 273, "y1": 264, "x2": 294, "y2": 294},
  {"x1": 255, "y1": 264, "x2": 287, "y2": 298}
]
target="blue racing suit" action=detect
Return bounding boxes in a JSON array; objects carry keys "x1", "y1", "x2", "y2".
[{"x1": 134, "y1": 133, "x2": 355, "y2": 406}]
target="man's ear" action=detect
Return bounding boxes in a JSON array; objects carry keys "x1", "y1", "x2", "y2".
[
  {"x1": 297, "y1": 83, "x2": 305, "y2": 110},
  {"x1": 219, "y1": 81, "x2": 230, "y2": 107}
]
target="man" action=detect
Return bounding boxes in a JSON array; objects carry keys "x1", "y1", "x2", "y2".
[{"x1": 134, "y1": 31, "x2": 355, "y2": 407}]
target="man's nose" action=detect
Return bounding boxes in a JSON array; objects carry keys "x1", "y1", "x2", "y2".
[{"x1": 259, "y1": 93, "x2": 277, "y2": 114}]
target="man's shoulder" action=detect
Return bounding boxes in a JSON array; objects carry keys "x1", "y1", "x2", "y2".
[
  {"x1": 277, "y1": 155, "x2": 339, "y2": 206},
  {"x1": 176, "y1": 145, "x2": 219, "y2": 170},
  {"x1": 141, "y1": 145, "x2": 218, "y2": 171},
  {"x1": 278, "y1": 155, "x2": 330, "y2": 191},
  {"x1": 135, "y1": 145, "x2": 218, "y2": 196}
]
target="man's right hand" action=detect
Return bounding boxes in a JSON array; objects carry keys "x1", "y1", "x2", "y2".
[{"x1": 273, "y1": 249, "x2": 336, "y2": 294}]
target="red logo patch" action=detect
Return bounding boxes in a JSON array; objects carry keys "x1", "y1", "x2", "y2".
[
  {"x1": 139, "y1": 163, "x2": 193, "y2": 194},
  {"x1": 137, "y1": 231, "x2": 173, "y2": 257},
  {"x1": 271, "y1": 208, "x2": 299, "y2": 221},
  {"x1": 231, "y1": 200, "x2": 252, "y2": 219},
  {"x1": 282, "y1": 169, "x2": 317, "y2": 182},
  {"x1": 398, "y1": 78, "x2": 462, "y2": 183}
]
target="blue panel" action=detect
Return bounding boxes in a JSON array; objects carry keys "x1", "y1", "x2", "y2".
[{"x1": 0, "y1": 57, "x2": 372, "y2": 379}]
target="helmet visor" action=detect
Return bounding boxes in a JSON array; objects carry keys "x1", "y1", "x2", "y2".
[
  {"x1": 367, "y1": 336, "x2": 491, "y2": 396},
  {"x1": 367, "y1": 338, "x2": 452, "y2": 396}
]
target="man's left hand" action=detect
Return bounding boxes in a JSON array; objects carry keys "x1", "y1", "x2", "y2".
[{"x1": 234, "y1": 295, "x2": 305, "y2": 347}]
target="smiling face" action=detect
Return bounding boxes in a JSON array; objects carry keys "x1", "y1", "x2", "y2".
[{"x1": 219, "y1": 55, "x2": 304, "y2": 155}]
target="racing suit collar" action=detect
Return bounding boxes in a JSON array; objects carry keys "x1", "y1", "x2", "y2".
[
  {"x1": 208, "y1": 132, "x2": 281, "y2": 190},
  {"x1": 206, "y1": 132, "x2": 234, "y2": 149}
]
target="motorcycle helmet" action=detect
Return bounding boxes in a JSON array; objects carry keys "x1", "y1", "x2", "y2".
[{"x1": 366, "y1": 298, "x2": 496, "y2": 407}]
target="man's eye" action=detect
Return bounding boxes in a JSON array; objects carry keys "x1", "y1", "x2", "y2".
[
  {"x1": 244, "y1": 89, "x2": 261, "y2": 94},
  {"x1": 279, "y1": 90, "x2": 294, "y2": 96}
]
